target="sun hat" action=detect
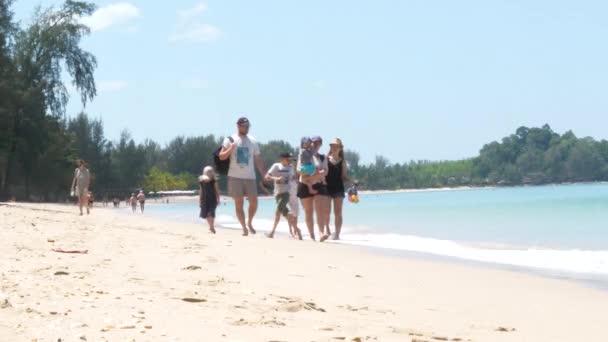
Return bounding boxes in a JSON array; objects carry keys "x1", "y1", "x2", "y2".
[{"x1": 329, "y1": 138, "x2": 343, "y2": 147}]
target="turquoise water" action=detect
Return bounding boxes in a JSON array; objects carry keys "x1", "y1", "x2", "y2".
[{"x1": 142, "y1": 183, "x2": 608, "y2": 276}]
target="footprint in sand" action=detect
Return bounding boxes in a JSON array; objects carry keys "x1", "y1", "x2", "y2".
[
  {"x1": 261, "y1": 318, "x2": 286, "y2": 327},
  {"x1": 182, "y1": 265, "x2": 202, "y2": 271},
  {"x1": 207, "y1": 277, "x2": 225, "y2": 286},
  {"x1": 274, "y1": 296, "x2": 326, "y2": 313},
  {"x1": 339, "y1": 304, "x2": 368, "y2": 312}
]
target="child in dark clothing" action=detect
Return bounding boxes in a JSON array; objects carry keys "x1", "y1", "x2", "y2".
[{"x1": 199, "y1": 166, "x2": 220, "y2": 234}]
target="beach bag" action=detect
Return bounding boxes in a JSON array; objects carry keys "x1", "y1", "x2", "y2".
[{"x1": 213, "y1": 136, "x2": 234, "y2": 176}]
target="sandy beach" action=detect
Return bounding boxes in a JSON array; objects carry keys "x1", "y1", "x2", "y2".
[{"x1": 1, "y1": 203, "x2": 607, "y2": 342}]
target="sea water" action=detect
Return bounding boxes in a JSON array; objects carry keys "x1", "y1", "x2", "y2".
[{"x1": 140, "y1": 183, "x2": 608, "y2": 282}]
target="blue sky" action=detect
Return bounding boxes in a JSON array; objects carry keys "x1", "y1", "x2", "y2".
[{"x1": 12, "y1": 0, "x2": 608, "y2": 163}]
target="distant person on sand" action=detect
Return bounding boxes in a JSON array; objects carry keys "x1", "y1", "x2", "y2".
[
  {"x1": 199, "y1": 166, "x2": 220, "y2": 234},
  {"x1": 87, "y1": 191, "x2": 94, "y2": 211},
  {"x1": 219, "y1": 117, "x2": 266, "y2": 236},
  {"x1": 71, "y1": 160, "x2": 91, "y2": 216},
  {"x1": 130, "y1": 193, "x2": 137, "y2": 213},
  {"x1": 265, "y1": 152, "x2": 302, "y2": 239},
  {"x1": 137, "y1": 190, "x2": 146, "y2": 213},
  {"x1": 326, "y1": 138, "x2": 354, "y2": 240}
]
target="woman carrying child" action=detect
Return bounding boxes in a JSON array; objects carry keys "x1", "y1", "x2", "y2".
[{"x1": 297, "y1": 136, "x2": 330, "y2": 241}]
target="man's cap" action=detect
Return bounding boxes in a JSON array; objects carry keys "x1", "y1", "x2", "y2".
[{"x1": 237, "y1": 117, "x2": 250, "y2": 126}]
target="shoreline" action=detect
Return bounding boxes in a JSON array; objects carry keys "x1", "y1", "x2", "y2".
[
  {"x1": 2, "y1": 202, "x2": 608, "y2": 341},
  {"x1": 22, "y1": 197, "x2": 608, "y2": 284}
]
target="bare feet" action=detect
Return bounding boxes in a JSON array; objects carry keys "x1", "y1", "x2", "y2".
[
  {"x1": 209, "y1": 227, "x2": 216, "y2": 234},
  {"x1": 320, "y1": 234, "x2": 329, "y2": 242},
  {"x1": 331, "y1": 233, "x2": 339, "y2": 240},
  {"x1": 265, "y1": 232, "x2": 274, "y2": 239},
  {"x1": 295, "y1": 228, "x2": 303, "y2": 240},
  {"x1": 248, "y1": 224, "x2": 256, "y2": 235},
  {"x1": 242, "y1": 228, "x2": 249, "y2": 236}
]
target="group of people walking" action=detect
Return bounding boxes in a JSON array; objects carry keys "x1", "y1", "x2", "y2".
[
  {"x1": 71, "y1": 116, "x2": 353, "y2": 241},
  {"x1": 199, "y1": 117, "x2": 353, "y2": 241}
]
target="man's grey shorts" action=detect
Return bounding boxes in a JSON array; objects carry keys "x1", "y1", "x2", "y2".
[{"x1": 228, "y1": 177, "x2": 258, "y2": 197}]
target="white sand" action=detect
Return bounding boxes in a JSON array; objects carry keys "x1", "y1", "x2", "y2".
[{"x1": 1, "y1": 203, "x2": 607, "y2": 342}]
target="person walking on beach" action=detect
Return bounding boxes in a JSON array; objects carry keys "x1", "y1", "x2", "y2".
[
  {"x1": 137, "y1": 190, "x2": 146, "y2": 213},
  {"x1": 265, "y1": 152, "x2": 301, "y2": 239},
  {"x1": 219, "y1": 117, "x2": 266, "y2": 236},
  {"x1": 129, "y1": 193, "x2": 137, "y2": 213},
  {"x1": 310, "y1": 136, "x2": 331, "y2": 241},
  {"x1": 288, "y1": 158, "x2": 303, "y2": 240},
  {"x1": 297, "y1": 136, "x2": 329, "y2": 241},
  {"x1": 87, "y1": 191, "x2": 95, "y2": 211},
  {"x1": 71, "y1": 160, "x2": 91, "y2": 216},
  {"x1": 326, "y1": 138, "x2": 354, "y2": 240},
  {"x1": 199, "y1": 166, "x2": 220, "y2": 234}
]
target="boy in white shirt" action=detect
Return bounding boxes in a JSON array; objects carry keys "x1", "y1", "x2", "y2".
[{"x1": 265, "y1": 153, "x2": 302, "y2": 239}]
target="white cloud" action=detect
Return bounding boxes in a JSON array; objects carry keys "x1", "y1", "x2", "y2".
[
  {"x1": 169, "y1": 23, "x2": 221, "y2": 43},
  {"x1": 81, "y1": 3, "x2": 140, "y2": 32},
  {"x1": 178, "y1": 2, "x2": 207, "y2": 18},
  {"x1": 98, "y1": 80, "x2": 128, "y2": 93},
  {"x1": 180, "y1": 79, "x2": 209, "y2": 90}
]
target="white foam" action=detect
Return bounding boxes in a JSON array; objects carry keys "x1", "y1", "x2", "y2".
[
  {"x1": 201, "y1": 212, "x2": 608, "y2": 276},
  {"x1": 336, "y1": 233, "x2": 608, "y2": 275}
]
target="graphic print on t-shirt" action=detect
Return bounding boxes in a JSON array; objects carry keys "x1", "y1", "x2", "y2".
[{"x1": 236, "y1": 146, "x2": 250, "y2": 167}]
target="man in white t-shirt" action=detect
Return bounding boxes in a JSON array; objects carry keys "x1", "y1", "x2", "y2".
[{"x1": 219, "y1": 117, "x2": 266, "y2": 236}]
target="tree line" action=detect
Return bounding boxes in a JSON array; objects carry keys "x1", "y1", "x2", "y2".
[
  {"x1": 2, "y1": 1, "x2": 608, "y2": 201},
  {"x1": 353, "y1": 124, "x2": 608, "y2": 190}
]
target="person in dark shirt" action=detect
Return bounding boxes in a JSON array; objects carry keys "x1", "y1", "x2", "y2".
[
  {"x1": 326, "y1": 138, "x2": 355, "y2": 240},
  {"x1": 199, "y1": 166, "x2": 220, "y2": 234}
]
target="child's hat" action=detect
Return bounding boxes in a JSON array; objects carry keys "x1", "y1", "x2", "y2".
[{"x1": 300, "y1": 136, "x2": 312, "y2": 145}]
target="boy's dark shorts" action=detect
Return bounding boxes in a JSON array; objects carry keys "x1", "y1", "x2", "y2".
[{"x1": 275, "y1": 192, "x2": 290, "y2": 216}]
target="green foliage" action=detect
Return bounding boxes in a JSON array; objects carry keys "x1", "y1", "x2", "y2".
[
  {"x1": 143, "y1": 167, "x2": 195, "y2": 192},
  {"x1": 1, "y1": 1, "x2": 97, "y2": 200}
]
